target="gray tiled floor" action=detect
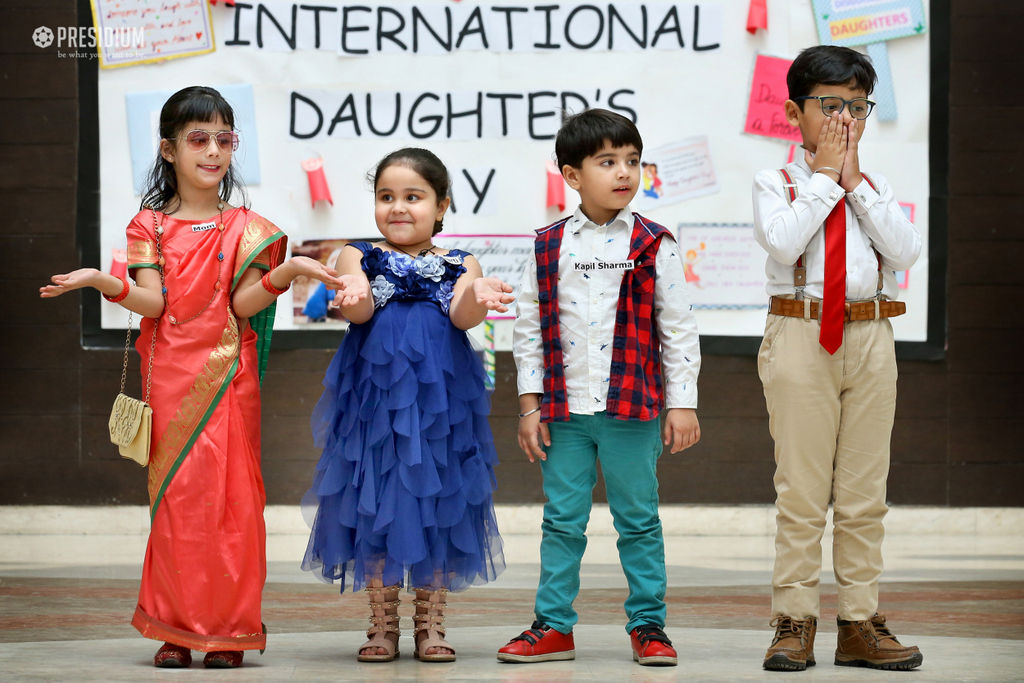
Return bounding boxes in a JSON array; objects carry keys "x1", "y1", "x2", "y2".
[{"x1": 1, "y1": 521, "x2": 1023, "y2": 681}]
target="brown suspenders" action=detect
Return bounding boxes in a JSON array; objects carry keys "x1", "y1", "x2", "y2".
[{"x1": 777, "y1": 168, "x2": 884, "y2": 302}]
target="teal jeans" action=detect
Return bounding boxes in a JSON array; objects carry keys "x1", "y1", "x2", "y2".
[{"x1": 535, "y1": 412, "x2": 667, "y2": 634}]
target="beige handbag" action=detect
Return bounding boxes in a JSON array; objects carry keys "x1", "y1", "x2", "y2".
[
  {"x1": 109, "y1": 310, "x2": 158, "y2": 466},
  {"x1": 108, "y1": 208, "x2": 166, "y2": 466}
]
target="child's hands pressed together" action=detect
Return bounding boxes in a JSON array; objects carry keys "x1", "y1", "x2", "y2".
[
  {"x1": 805, "y1": 112, "x2": 846, "y2": 184},
  {"x1": 839, "y1": 118, "x2": 862, "y2": 193},
  {"x1": 471, "y1": 277, "x2": 515, "y2": 313},
  {"x1": 330, "y1": 274, "x2": 370, "y2": 308},
  {"x1": 662, "y1": 408, "x2": 700, "y2": 454}
]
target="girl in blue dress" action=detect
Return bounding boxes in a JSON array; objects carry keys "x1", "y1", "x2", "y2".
[{"x1": 302, "y1": 148, "x2": 513, "y2": 663}]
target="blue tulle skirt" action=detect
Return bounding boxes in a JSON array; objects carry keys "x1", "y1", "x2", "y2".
[{"x1": 301, "y1": 301, "x2": 505, "y2": 592}]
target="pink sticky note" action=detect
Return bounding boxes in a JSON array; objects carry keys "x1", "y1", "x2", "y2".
[{"x1": 744, "y1": 55, "x2": 802, "y2": 144}]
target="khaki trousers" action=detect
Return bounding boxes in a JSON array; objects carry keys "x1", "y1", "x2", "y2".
[{"x1": 757, "y1": 310, "x2": 897, "y2": 621}]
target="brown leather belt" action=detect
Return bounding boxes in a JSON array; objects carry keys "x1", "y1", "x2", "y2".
[{"x1": 769, "y1": 296, "x2": 906, "y2": 322}]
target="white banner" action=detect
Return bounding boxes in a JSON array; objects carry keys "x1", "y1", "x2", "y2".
[
  {"x1": 221, "y1": 1, "x2": 722, "y2": 55},
  {"x1": 289, "y1": 88, "x2": 638, "y2": 140}
]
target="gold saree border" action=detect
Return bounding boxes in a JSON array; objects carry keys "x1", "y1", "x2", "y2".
[
  {"x1": 147, "y1": 314, "x2": 241, "y2": 519},
  {"x1": 127, "y1": 238, "x2": 158, "y2": 266},
  {"x1": 233, "y1": 216, "x2": 287, "y2": 289},
  {"x1": 132, "y1": 604, "x2": 266, "y2": 652}
]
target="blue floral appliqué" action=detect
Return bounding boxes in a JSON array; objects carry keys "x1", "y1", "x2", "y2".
[
  {"x1": 417, "y1": 254, "x2": 446, "y2": 282},
  {"x1": 371, "y1": 274, "x2": 396, "y2": 308},
  {"x1": 358, "y1": 244, "x2": 467, "y2": 313},
  {"x1": 387, "y1": 252, "x2": 417, "y2": 278},
  {"x1": 436, "y1": 280, "x2": 455, "y2": 313}
]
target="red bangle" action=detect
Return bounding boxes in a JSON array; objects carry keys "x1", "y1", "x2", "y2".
[
  {"x1": 103, "y1": 276, "x2": 131, "y2": 303},
  {"x1": 261, "y1": 271, "x2": 289, "y2": 296}
]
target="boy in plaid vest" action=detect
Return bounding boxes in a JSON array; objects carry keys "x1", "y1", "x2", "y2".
[
  {"x1": 497, "y1": 109, "x2": 701, "y2": 667},
  {"x1": 753, "y1": 46, "x2": 922, "y2": 671}
]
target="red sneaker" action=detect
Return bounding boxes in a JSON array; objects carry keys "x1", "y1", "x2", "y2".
[
  {"x1": 630, "y1": 625, "x2": 678, "y2": 666},
  {"x1": 153, "y1": 642, "x2": 191, "y2": 668},
  {"x1": 497, "y1": 622, "x2": 575, "y2": 663}
]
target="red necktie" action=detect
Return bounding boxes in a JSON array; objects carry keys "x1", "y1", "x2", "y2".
[{"x1": 820, "y1": 200, "x2": 846, "y2": 354}]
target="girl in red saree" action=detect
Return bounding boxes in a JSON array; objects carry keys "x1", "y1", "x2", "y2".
[{"x1": 41, "y1": 86, "x2": 356, "y2": 669}]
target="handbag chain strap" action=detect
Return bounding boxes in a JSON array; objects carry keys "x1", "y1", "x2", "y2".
[
  {"x1": 117, "y1": 210, "x2": 163, "y2": 403},
  {"x1": 118, "y1": 310, "x2": 158, "y2": 404}
]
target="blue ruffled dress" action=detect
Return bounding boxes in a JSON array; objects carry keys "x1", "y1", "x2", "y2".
[{"x1": 301, "y1": 243, "x2": 505, "y2": 592}]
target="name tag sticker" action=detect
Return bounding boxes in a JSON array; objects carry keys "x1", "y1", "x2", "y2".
[
  {"x1": 192, "y1": 221, "x2": 217, "y2": 233},
  {"x1": 573, "y1": 260, "x2": 636, "y2": 272}
]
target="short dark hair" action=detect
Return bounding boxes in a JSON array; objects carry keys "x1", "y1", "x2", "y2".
[
  {"x1": 555, "y1": 108, "x2": 643, "y2": 170},
  {"x1": 787, "y1": 45, "x2": 877, "y2": 110},
  {"x1": 370, "y1": 147, "x2": 450, "y2": 235}
]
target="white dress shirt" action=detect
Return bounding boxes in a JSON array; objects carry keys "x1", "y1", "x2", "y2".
[
  {"x1": 752, "y1": 156, "x2": 921, "y2": 300},
  {"x1": 513, "y1": 205, "x2": 701, "y2": 415}
]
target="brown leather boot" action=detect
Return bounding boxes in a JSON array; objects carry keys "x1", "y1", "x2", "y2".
[
  {"x1": 835, "y1": 613, "x2": 923, "y2": 670},
  {"x1": 763, "y1": 616, "x2": 817, "y2": 671}
]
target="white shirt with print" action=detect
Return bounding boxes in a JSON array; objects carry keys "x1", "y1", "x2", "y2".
[{"x1": 513, "y1": 205, "x2": 700, "y2": 415}]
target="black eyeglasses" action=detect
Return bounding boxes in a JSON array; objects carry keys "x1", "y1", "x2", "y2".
[{"x1": 793, "y1": 96, "x2": 876, "y2": 120}]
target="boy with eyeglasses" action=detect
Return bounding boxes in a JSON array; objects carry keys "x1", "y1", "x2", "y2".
[{"x1": 752, "y1": 45, "x2": 923, "y2": 672}]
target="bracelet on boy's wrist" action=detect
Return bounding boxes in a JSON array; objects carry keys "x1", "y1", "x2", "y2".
[
  {"x1": 518, "y1": 407, "x2": 541, "y2": 418},
  {"x1": 814, "y1": 166, "x2": 842, "y2": 180}
]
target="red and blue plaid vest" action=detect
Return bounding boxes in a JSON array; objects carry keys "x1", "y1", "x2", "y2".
[{"x1": 535, "y1": 213, "x2": 673, "y2": 422}]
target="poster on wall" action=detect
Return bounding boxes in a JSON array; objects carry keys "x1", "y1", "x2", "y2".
[
  {"x1": 633, "y1": 136, "x2": 719, "y2": 212},
  {"x1": 677, "y1": 224, "x2": 767, "y2": 309},
  {"x1": 434, "y1": 234, "x2": 536, "y2": 319},
  {"x1": 743, "y1": 54, "x2": 802, "y2": 145},
  {"x1": 291, "y1": 238, "x2": 360, "y2": 325},
  {"x1": 90, "y1": 0, "x2": 216, "y2": 68},
  {"x1": 811, "y1": 0, "x2": 926, "y2": 47}
]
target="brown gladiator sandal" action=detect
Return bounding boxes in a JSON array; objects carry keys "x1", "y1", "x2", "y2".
[
  {"x1": 358, "y1": 581, "x2": 401, "y2": 662},
  {"x1": 412, "y1": 588, "x2": 456, "y2": 662}
]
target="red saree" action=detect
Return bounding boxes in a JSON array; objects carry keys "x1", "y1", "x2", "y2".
[{"x1": 125, "y1": 207, "x2": 286, "y2": 652}]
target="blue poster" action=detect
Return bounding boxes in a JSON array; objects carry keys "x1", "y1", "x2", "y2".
[
  {"x1": 811, "y1": 0, "x2": 927, "y2": 47},
  {"x1": 125, "y1": 83, "x2": 261, "y2": 196}
]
